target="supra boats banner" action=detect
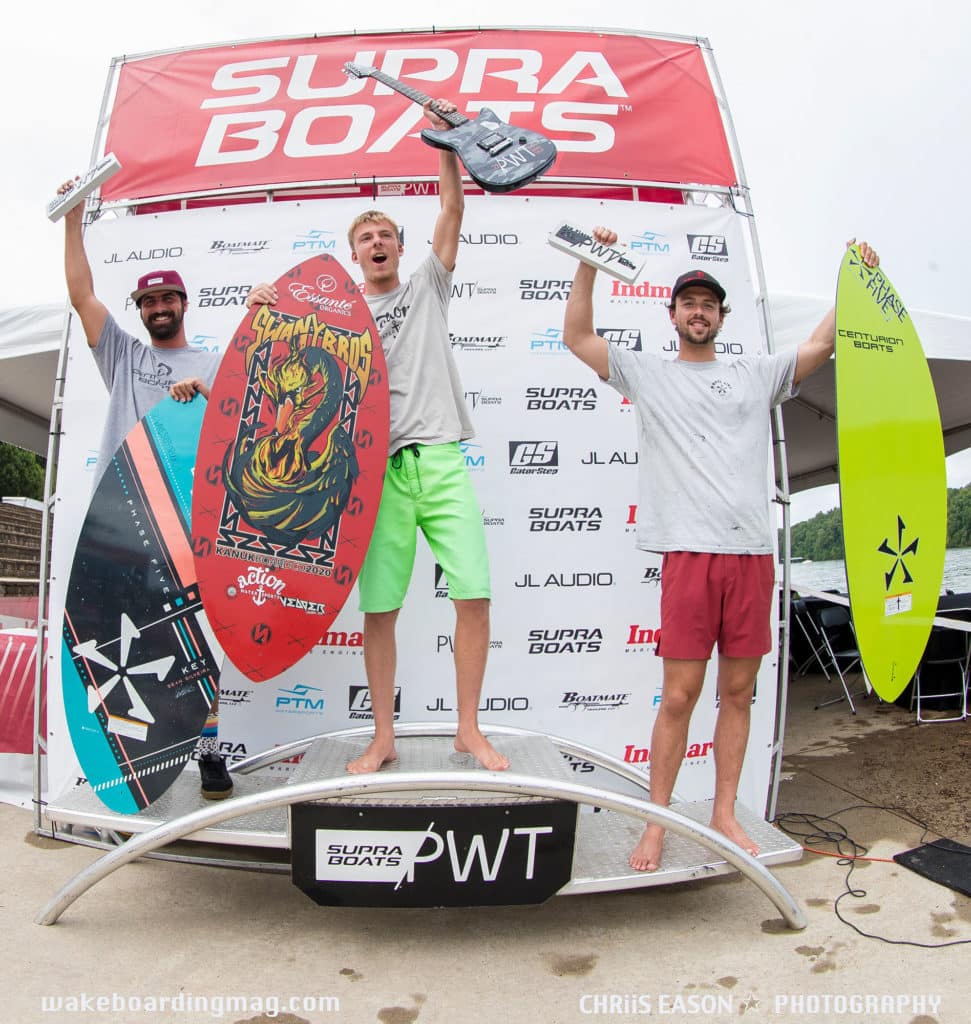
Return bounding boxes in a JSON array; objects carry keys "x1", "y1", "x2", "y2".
[
  {"x1": 46, "y1": 196, "x2": 778, "y2": 812},
  {"x1": 100, "y1": 27, "x2": 736, "y2": 202}
]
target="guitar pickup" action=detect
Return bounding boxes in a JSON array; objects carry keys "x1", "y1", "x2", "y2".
[{"x1": 475, "y1": 132, "x2": 514, "y2": 156}]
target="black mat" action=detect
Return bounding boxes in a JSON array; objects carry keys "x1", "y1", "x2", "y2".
[{"x1": 894, "y1": 839, "x2": 971, "y2": 897}]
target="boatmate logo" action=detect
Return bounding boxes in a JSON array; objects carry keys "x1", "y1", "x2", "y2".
[
  {"x1": 687, "y1": 234, "x2": 729, "y2": 261},
  {"x1": 449, "y1": 333, "x2": 507, "y2": 351},
  {"x1": 209, "y1": 239, "x2": 270, "y2": 255},
  {"x1": 559, "y1": 691, "x2": 630, "y2": 711},
  {"x1": 642, "y1": 566, "x2": 662, "y2": 586}
]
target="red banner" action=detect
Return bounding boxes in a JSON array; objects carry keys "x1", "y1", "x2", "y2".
[{"x1": 102, "y1": 28, "x2": 736, "y2": 201}]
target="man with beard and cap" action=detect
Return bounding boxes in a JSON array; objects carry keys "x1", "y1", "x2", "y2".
[
  {"x1": 563, "y1": 226, "x2": 878, "y2": 873},
  {"x1": 59, "y1": 178, "x2": 230, "y2": 799}
]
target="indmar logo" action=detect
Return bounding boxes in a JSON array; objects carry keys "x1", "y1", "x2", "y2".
[
  {"x1": 687, "y1": 234, "x2": 729, "y2": 262},
  {"x1": 625, "y1": 623, "x2": 661, "y2": 652},
  {"x1": 623, "y1": 739, "x2": 713, "y2": 765},
  {"x1": 509, "y1": 441, "x2": 559, "y2": 474},
  {"x1": 609, "y1": 280, "x2": 671, "y2": 303}
]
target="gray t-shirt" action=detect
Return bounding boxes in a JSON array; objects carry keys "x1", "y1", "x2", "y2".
[
  {"x1": 607, "y1": 347, "x2": 798, "y2": 554},
  {"x1": 91, "y1": 313, "x2": 220, "y2": 484},
  {"x1": 365, "y1": 253, "x2": 474, "y2": 456}
]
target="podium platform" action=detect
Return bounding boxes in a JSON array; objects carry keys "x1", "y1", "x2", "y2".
[{"x1": 39, "y1": 726, "x2": 805, "y2": 925}]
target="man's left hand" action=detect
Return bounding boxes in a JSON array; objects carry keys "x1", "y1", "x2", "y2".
[{"x1": 169, "y1": 377, "x2": 210, "y2": 403}]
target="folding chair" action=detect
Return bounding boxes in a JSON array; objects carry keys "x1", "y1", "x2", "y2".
[
  {"x1": 790, "y1": 597, "x2": 832, "y2": 679},
  {"x1": 814, "y1": 605, "x2": 870, "y2": 714},
  {"x1": 911, "y1": 624, "x2": 969, "y2": 724}
]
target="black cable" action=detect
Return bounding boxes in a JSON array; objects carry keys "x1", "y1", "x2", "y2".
[{"x1": 774, "y1": 803, "x2": 971, "y2": 949}]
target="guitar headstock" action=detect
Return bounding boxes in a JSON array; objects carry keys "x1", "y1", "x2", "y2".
[{"x1": 342, "y1": 62, "x2": 378, "y2": 79}]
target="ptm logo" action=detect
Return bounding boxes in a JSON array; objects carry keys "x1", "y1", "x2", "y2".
[
  {"x1": 292, "y1": 229, "x2": 337, "y2": 252},
  {"x1": 630, "y1": 231, "x2": 670, "y2": 253},
  {"x1": 276, "y1": 684, "x2": 325, "y2": 713}
]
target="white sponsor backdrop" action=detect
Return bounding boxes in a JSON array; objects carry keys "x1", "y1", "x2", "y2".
[{"x1": 46, "y1": 195, "x2": 779, "y2": 813}]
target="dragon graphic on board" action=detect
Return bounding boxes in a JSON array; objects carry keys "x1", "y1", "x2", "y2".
[{"x1": 222, "y1": 326, "x2": 359, "y2": 547}]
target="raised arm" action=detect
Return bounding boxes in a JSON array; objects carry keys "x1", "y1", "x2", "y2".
[
  {"x1": 426, "y1": 99, "x2": 464, "y2": 272},
  {"x1": 60, "y1": 181, "x2": 109, "y2": 347},
  {"x1": 794, "y1": 238, "x2": 879, "y2": 385},
  {"x1": 562, "y1": 226, "x2": 612, "y2": 380}
]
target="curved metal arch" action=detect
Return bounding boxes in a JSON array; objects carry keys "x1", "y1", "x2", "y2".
[{"x1": 37, "y1": 769, "x2": 806, "y2": 929}]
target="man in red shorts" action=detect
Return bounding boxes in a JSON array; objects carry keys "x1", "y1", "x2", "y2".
[{"x1": 563, "y1": 228, "x2": 878, "y2": 871}]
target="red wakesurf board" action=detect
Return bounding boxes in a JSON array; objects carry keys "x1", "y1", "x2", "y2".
[{"x1": 192, "y1": 254, "x2": 388, "y2": 681}]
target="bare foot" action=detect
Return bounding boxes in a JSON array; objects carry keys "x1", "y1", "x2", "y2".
[
  {"x1": 454, "y1": 729, "x2": 510, "y2": 770},
  {"x1": 346, "y1": 736, "x2": 397, "y2": 774},
  {"x1": 629, "y1": 823, "x2": 664, "y2": 871},
  {"x1": 710, "y1": 813, "x2": 760, "y2": 857}
]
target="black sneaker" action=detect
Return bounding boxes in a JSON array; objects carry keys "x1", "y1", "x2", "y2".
[{"x1": 199, "y1": 752, "x2": 233, "y2": 800}]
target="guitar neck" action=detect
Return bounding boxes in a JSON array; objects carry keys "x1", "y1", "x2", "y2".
[{"x1": 355, "y1": 67, "x2": 469, "y2": 129}]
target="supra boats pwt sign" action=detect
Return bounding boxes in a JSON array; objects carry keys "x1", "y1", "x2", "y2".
[{"x1": 290, "y1": 802, "x2": 576, "y2": 906}]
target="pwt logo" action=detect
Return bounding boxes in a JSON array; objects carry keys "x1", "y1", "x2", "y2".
[{"x1": 687, "y1": 235, "x2": 729, "y2": 262}]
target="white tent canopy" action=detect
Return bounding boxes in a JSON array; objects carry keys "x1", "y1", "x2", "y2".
[
  {"x1": 771, "y1": 295, "x2": 971, "y2": 493},
  {"x1": 0, "y1": 297, "x2": 968, "y2": 483},
  {"x1": 0, "y1": 304, "x2": 63, "y2": 456}
]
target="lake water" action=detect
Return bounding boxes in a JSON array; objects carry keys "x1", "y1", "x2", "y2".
[{"x1": 790, "y1": 546, "x2": 971, "y2": 596}]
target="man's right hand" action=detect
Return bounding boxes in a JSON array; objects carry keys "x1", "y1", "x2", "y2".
[
  {"x1": 58, "y1": 179, "x2": 84, "y2": 229},
  {"x1": 591, "y1": 225, "x2": 618, "y2": 247},
  {"x1": 246, "y1": 282, "x2": 277, "y2": 308}
]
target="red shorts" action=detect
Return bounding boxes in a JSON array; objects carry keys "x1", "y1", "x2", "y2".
[{"x1": 657, "y1": 552, "x2": 775, "y2": 660}]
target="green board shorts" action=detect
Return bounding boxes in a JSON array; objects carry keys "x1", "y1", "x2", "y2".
[{"x1": 358, "y1": 442, "x2": 490, "y2": 612}]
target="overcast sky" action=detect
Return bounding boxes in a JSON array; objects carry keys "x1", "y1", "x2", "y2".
[{"x1": 6, "y1": 0, "x2": 968, "y2": 519}]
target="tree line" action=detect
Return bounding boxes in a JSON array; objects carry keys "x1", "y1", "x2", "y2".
[{"x1": 787, "y1": 482, "x2": 971, "y2": 561}]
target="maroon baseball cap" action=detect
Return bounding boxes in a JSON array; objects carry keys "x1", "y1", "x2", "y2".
[
  {"x1": 130, "y1": 270, "x2": 188, "y2": 305},
  {"x1": 671, "y1": 269, "x2": 726, "y2": 303}
]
